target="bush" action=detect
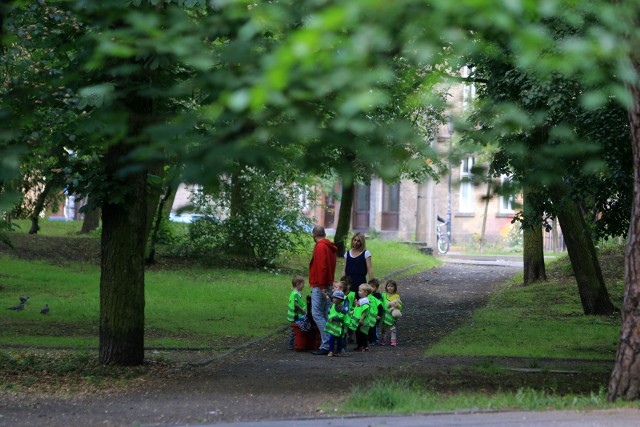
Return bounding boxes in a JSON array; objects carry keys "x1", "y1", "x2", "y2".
[{"x1": 186, "y1": 167, "x2": 315, "y2": 268}]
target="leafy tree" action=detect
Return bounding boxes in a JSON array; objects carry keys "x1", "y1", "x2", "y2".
[
  {"x1": 188, "y1": 164, "x2": 314, "y2": 268},
  {"x1": 463, "y1": 17, "x2": 630, "y2": 312},
  {"x1": 1, "y1": 1, "x2": 83, "y2": 231}
]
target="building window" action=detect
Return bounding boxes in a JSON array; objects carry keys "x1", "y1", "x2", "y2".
[
  {"x1": 381, "y1": 183, "x2": 400, "y2": 230},
  {"x1": 499, "y1": 175, "x2": 515, "y2": 213},
  {"x1": 352, "y1": 184, "x2": 370, "y2": 230},
  {"x1": 459, "y1": 156, "x2": 474, "y2": 213},
  {"x1": 461, "y1": 65, "x2": 477, "y2": 112}
]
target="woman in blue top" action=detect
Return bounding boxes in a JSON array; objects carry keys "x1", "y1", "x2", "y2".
[{"x1": 341, "y1": 232, "x2": 374, "y2": 295}]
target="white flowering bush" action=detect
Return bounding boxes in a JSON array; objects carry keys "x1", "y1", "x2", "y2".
[{"x1": 186, "y1": 167, "x2": 314, "y2": 268}]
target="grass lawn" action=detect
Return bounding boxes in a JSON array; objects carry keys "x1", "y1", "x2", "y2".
[
  {"x1": 0, "y1": 220, "x2": 438, "y2": 349},
  {"x1": 341, "y1": 244, "x2": 633, "y2": 413}
]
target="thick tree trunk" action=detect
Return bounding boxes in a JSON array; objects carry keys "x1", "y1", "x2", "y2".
[
  {"x1": 552, "y1": 186, "x2": 615, "y2": 315},
  {"x1": 608, "y1": 70, "x2": 640, "y2": 401},
  {"x1": 80, "y1": 207, "x2": 100, "y2": 234},
  {"x1": 99, "y1": 85, "x2": 150, "y2": 365},
  {"x1": 28, "y1": 179, "x2": 54, "y2": 234},
  {"x1": 99, "y1": 144, "x2": 146, "y2": 365},
  {"x1": 522, "y1": 186, "x2": 546, "y2": 285},
  {"x1": 334, "y1": 180, "x2": 354, "y2": 258},
  {"x1": 523, "y1": 224, "x2": 546, "y2": 285}
]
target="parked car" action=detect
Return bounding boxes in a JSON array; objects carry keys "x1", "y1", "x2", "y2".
[{"x1": 169, "y1": 212, "x2": 211, "y2": 224}]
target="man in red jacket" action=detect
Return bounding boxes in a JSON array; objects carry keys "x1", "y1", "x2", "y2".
[{"x1": 309, "y1": 226, "x2": 338, "y2": 355}]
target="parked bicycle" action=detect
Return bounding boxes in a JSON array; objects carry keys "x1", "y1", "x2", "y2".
[{"x1": 436, "y1": 215, "x2": 450, "y2": 255}]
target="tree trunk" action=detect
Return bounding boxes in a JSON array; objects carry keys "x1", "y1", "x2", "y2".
[
  {"x1": 608, "y1": 64, "x2": 640, "y2": 401},
  {"x1": 80, "y1": 206, "x2": 100, "y2": 234},
  {"x1": 523, "y1": 224, "x2": 546, "y2": 285},
  {"x1": 145, "y1": 184, "x2": 172, "y2": 265},
  {"x1": 99, "y1": 144, "x2": 146, "y2": 365},
  {"x1": 478, "y1": 175, "x2": 491, "y2": 253},
  {"x1": 334, "y1": 179, "x2": 354, "y2": 258},
  {"x1": 99, "y1": 86, "x2": 150, "y2": 365},
  {"x1": 522, "y1": 186, "x2": 546, "y2": 285},
  {"x1": 144, "y1": 163, "x2": 164, "y2": 247},
  {"x1": 162, "y1": 182, "x2": 177, "y2": 219},
  {"x1": 28, "y1": 179, "x2": 54, "y2": 234},
  {"x1": 551, "y1": 186, "x2": 615, "y2": 315}
]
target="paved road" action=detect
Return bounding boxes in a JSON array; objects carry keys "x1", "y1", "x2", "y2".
[{"x1": 178, "y1": 408, "x2": 640, "y2": 427}]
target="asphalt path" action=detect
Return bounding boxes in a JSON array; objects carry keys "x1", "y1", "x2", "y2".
[{"x1": 178, "y1": 408, "x2": 640, "y2": 427}]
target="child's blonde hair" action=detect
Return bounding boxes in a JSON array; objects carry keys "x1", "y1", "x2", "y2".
[
  {"x1": 359, "y1": 283, "x2": 372, "y2": 295},
  {"x1": 333, "y1": 280, "x2": 346, "y2": 292}
]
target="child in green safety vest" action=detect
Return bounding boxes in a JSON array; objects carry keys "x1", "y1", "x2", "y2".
[
  {"x1": 325, "y1": 290, "x2": 347, "y2": 356},
  {"x1": 341, "y1": 275, "x2": 357, "y2": 347},
  {"x1": 350, "y1": 283, "x2": 372, "y2": 352},
  {"x1": 331, "y1": 280, "x2": 351, "y2": 353},
  {"x1": 367, "y1": 278, "x2": 383, "y2": 345},
  {"x1": 380, "y1": 279, "x2": 402, "y2": 347},
  {"x1": 288, "y1": 275, "x2": 307, "y2": 350}
]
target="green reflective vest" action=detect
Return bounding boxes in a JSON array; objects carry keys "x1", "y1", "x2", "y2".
[
  {"x1": 349, "y1": 300, "x2": 370, "y2": 333},
  {"x1": 367, "y1": 294, "x2": 382, "y2": 327},
  {"x1": 324, "y1": 304, "x2": 345, "y2": 337},
  {"x1": 381, "y1": 292, "x2": 401, "y2": 326},
  {"x1": 287, "y1": 290, "x2": 306, "y2": 322}
]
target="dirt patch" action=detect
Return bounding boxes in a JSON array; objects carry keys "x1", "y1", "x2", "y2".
[{"x1": 0, "y1": 262, "x2": 613, "y2": 426}]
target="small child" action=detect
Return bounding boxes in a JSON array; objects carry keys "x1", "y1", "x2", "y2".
[
  {"x1": 381, "y1": 279, "x2": 402, "y2": 347},
  {"x1": 332, "y1": 280, "x2": 350, "y2": 353},
  {"x1": 350, "y1": 283, "x2": 371, "y2": 352},
  {"x1": 367, "y1": 278, "x2": 383, "y2": 345},
  {"x1": 287, "y1": 275, "x2": 307, "y2": 350},
  {"x1": 324, "y1": 290, "x2": 347, "y2": 356},
  {"x1": 341, "y1": 275, "x2": 356, "y2": 345}
]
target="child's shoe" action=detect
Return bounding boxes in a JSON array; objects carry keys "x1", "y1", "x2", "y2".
[
  {"x1": 327, "y1": 351, "x2": 335, "y2": 357},
  {"x1": 391, "y1": 339, "x2": 397, "y2": 347},
  {"x1": 379, "y1": 340, "x2": 386, "y2": 346}
]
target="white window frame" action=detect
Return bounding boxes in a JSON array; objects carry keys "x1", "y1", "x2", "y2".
[
  {"x1": 499, "y1": 175, "x2": 515, "y2": 213},
  {"x1": 461, "y1": 66, "x2": 477, "y2": 112},
  {"x1": 459, "y1": 156, "x2": 475, "y2": 213}
]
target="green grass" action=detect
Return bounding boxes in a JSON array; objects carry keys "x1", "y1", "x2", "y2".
[
  {"x1": 425, "y1": 260, "x2": 623, "y2": 360},
  {"x1": 0, "y1": 233, "x2": 437, "y2": 349},
  {"x1": 338, "y1": 245, "x2": 628, "y2": 414},
  {"x1": 8, "y1": 219, "x2": 91, "y2": 237},
  {"x1": 341, "y1": 378, "x2": 639, "y2": 413}
]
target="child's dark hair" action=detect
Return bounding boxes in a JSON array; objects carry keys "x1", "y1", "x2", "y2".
[
  {"x1": 368, "y1": 278, "x2": 380, "y2": 290},
  {"x1": 340, "y1": 275, "x2": 352, "y2": 287},
  {"x1": 292, "y1": 275, "x2": 304, "y2": 287},
  {"x1": 385, "y1": 280, "x2": 398, "y2": 292}
]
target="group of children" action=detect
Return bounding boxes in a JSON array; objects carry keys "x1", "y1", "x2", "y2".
[{"x1": 288, "y1": 275, "x2": 402, "y2": 356}]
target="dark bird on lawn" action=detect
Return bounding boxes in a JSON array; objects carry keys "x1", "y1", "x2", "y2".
[
  {"x1": 40, "y1": 304, "x2": 49, "y2": 315},
  {"x1": 8, "y1": 303, "x2": 24, "y2": 311},
  {"x1": 19, "y1": 296, "x2": 30, "y2": 304}
]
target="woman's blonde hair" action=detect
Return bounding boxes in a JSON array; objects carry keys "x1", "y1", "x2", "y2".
[{"x1": 351, "y1": 232, "x2": 367, "y2": 251}]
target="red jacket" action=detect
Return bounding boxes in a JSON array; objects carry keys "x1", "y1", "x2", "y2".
[{"x1": 309, "y1": 238, "x2": 338, "y2": 287}]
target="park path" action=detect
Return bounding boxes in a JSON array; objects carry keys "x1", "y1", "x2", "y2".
[{"x1": 0, "y1": 262, "x2": 520, "y2": 426}]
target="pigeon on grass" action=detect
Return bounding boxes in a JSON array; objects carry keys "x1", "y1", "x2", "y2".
[
  {"x1": 19, "y1": 296, "x2": 29, "y2": 304},
  {"x1": 8, "y1": 303, "x2": 24, "y2": 311},
  {"x1": 40, "y1": 304, "x2": 50, "y2": 314}
]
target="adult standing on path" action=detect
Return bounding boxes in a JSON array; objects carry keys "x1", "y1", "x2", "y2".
[
  {"x1": 309, "y1": 226, "x2": 338, "y2": 355},
  {"x1": 342, "y1": 232, "x2": 373, "y2": 294}
]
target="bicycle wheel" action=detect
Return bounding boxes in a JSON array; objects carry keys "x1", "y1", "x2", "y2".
[{"x1": 437, "y1": 234, "x2": 450, "y2": 254}]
